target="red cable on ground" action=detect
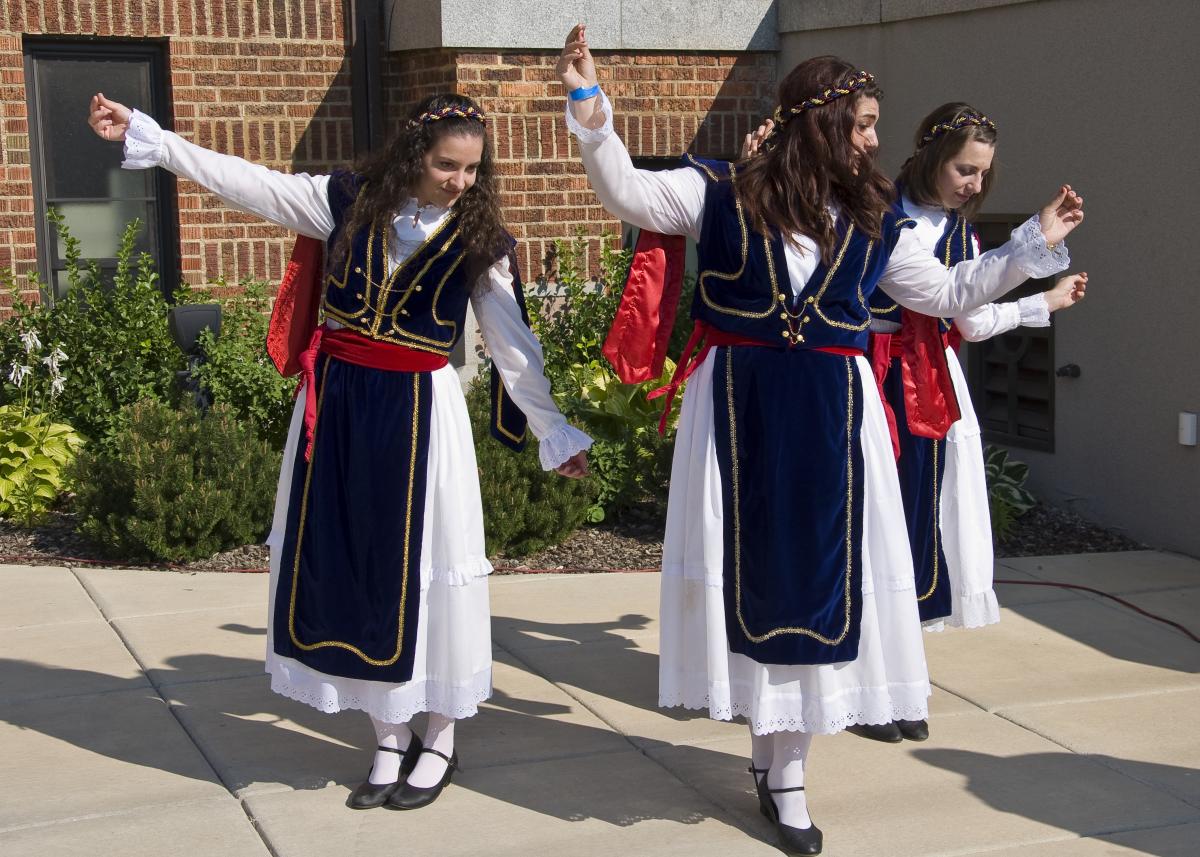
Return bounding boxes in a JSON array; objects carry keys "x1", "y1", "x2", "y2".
[
  {"x1": 4, "y1": 553, "x2": 1194, "y2": 643},
  {"x1": 994, "y1": 578, "x2": 1200, "y2": 644}
]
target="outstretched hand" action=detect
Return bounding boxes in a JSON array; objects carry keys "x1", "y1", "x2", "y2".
[
  {"x1": 88, "y1": 93, "x2": 132, "y2": 142},
  {"x1": 557, "y1": 24, "x2": 597, "y2": 92},
  {"x1": 1038, "y1": 184, "x2": 1084, "y2": 247},
  {"x1": 1044, "y1": 271, "x2": 1087, "y2": 312},
  {"x1": 555, "y1": 450, "x2": 589, "y2": 479},
  {"x1": 740, "y1": 118, "x2": 774, "y2": 160}
]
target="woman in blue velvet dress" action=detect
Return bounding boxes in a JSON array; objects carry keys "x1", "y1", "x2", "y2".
[
  {"x1": 558, "y1": 24, "x2": 1083, "y2": 855},
  {"x1": 88, "y1": 91, "x2": 591, "y2": 811}
]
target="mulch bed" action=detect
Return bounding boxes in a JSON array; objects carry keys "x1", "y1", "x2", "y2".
[{"x1": 0, "y1": 502, "x2": 1144, "y2": 574}]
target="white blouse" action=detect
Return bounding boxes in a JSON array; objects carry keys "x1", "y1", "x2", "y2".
[
  {"x1": 565, "y1": 93, "x2": 1069, "y2": 318},
  {"x1": 122, "y1": 111, "x2": 590, "y2": 470}
]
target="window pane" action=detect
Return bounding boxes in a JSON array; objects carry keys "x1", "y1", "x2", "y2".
[
  {"x1": 35, "y1": 57, "x2": 153, "y2": 200},
  {"x1": 52, "y1": 200, "x2": 153, "y2": 260}
]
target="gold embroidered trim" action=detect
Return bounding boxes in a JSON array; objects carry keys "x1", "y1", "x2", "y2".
[
  {"x1": 729, "y1": 352, "x2": 856, "y2": 646},
  {"x1": 493, "y1": 380, "x2": 526, "y2": 443},
  {"x1": 684, "y1": 152, "x2": 721, "y2": 183},
  {"x1": 697, "y1": 164, "x2": 780, "y2": 320},
  {"x1": 810, "y1": 226, "x2": 871, "y2": 331},
  {"x1": 286, "y1": 361, "x2": 421, "y2": 666},
  {"x1": 917, "y1": 438, "x2": 942, "y2": 602}
]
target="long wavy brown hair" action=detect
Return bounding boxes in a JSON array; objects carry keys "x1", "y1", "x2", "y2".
[
  {"x1": 737, "y1": 56, "x2": 894, "y2": 264},
  {"x1": 897, "y1": 102, "x2": 997, "y2": 220},
  {"x1": 330, "y1": 93, "x2": 507, "y2": 285}
]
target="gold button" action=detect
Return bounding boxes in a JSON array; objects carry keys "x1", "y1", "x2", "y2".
[
  {"x1": 777, "y1": 293, "x2": 787, "y2": 303},
  {"x1": 802, "y1": 316, "x2": 811, "y2": 324},
  {"x1": 354, "y1": 266, "x2": 363, "y2": 274},
  {"x1": 796, "y1": 334, "x2": 805, "y2": 343},
  {"x1": 355, "y1": 292, "x2": 363, "y2": 299},
  {"x1": 401, "y1": 309, "x2": 410, "y2": 316},
  {"x1": 779, "y1": 312, "x2": 788, "y2": 320},
  {"x1": 358, "y1": 317, "x2": 368, "y2": 324},
  {"x1": 780, "y1": 330, "x2": 789, "y2": 338},
  {"x1": 414, "y1": 286, "x2": 423, "y2": 292},
  {"x1": 805, "y1": 296, "x2": 815, "y2": 304}
]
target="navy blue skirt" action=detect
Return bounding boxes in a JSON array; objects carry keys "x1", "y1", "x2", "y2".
[{"x1": 272, "y1": 353, "x2": 433, "y2": 683}]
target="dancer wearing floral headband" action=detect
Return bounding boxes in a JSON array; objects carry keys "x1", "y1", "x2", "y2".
[
  {"x1": 852, "y1": 102, "x2": 1087, "y2": 744},
  {"x1": 88, "y1": 91, "x2": 591, "y2": 810},
  {"x1": 558, "y1": 24, "x2": 1082, "y2": 855}
]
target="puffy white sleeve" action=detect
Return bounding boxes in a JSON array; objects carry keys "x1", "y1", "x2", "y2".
[
  {"x1": 954, "y1": 293, "x2": 1051, "y2": 342},
  {"x1": 471, "y1": 256, "x2": 593, "y2": 471},
  {"x1": 878, "y1": 216, "x2": 1070, "y2": 316},
  {"x1": 566, "y1": 92, "x2": 706, "y2": 240},
  {"x1": 121, "y1": 109, "x2": 335, "y2": 240}
]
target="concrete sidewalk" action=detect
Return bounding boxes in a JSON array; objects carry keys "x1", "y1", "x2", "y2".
[{"x1": 1, "y1": 551, "x2": 1197, "y2": 856}]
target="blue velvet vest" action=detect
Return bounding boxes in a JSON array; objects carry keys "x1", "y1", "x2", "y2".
[
  {"x1": 323, "y1": 170, "x2": 477, "y2": 359},
  {"x1": 685, "y1": 155, "x2": 914, "y2": 351},
  {"x1": 684, "y1": 156, "x2": 916, "y2": 666}
]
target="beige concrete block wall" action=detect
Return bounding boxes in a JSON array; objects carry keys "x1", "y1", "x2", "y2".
[{"x1": 780, "y1": 0, "x2": 1200, "y2": 555}]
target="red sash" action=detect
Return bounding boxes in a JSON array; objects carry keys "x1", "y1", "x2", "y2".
[
  {"x1": 868, "y1": 310, "x2": 962, "y2": 459},
  {"x1": 297, "y1": 326, "x2": 448, "y2": 461},
  {"x1": 267, "y1": 235, "x2": 325, "y2": 378},
  {"x1": 603, "y1": 231, "x2": 688, "y2": 384}
]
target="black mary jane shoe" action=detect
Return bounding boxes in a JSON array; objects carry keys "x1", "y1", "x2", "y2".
[
  {"x1": 767, "y1": 784, "x2": 823, "y2": 856},
  {"x1": 748, "y1": 764, "x2": 778, "y2": 822},
  {"x1": 896, "y1": 718, "x2": 930, "y2": 742},
  {"x1": 347, "y1": 733, "x2": 424, "y2": 810},
  {"x1": 846, "y1": 721, "x2": 903, "y2": 743},
  {"x1": 386, "y1": 748, "x2": 459, "y2": 810}
]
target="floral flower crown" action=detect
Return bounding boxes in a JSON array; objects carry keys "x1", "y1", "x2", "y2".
[
  {"x1": 918, "y1": 112, "x2": 996, "y2": 149},
  {"x1": 409, "y1": 105, "x2": 487, "y2": 127}
]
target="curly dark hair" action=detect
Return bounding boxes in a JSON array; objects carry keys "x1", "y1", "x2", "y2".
[
  {"x1": 897, "y1": 101, "x2": 998, "y2": 220},
  {"x1": 331, "y1": 93, "x2": 507, "y2": 284},
  {"x1": 737, "y1": 56, "x2": 894, "y2": 264}
]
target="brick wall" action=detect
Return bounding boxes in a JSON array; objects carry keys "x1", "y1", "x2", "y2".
[
  {"x1": 1, "y1": 1, "x2": 777, "y2": 302},
  {"x1": 0, "y1": 0, "x2": 352, "y2": 302},
  {"x1": 384, "y1": 49, "x2": 778, "y2": 280}
]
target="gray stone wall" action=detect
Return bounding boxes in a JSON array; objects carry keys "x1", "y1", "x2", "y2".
[
  {"x1": 388, "y1": 0, "x2": 777, "y2": 52},
  {"x1": 782, "y1": 0, "x2": 1200, "y2": 556}
]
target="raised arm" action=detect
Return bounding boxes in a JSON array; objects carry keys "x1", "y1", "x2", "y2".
[
  {"x1": 88, "y1": 93, "x2": 335, "y2": 240},
  {"x1": 471, "y1": 256, "x2": 593, "y2": 476},
  {"x1": 879, "y1": 185, "x2": 1083, "y2": 316},
  {"x1": 556, "y1": 26, "x2": 705, "y2": 240}
]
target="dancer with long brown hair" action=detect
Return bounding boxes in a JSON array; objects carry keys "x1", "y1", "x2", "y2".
[{"x1": 558, "y1": 25, "x2": 1082, "y2": 854}]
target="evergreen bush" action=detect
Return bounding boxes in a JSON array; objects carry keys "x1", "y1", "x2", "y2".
[
  {"x1": 526, "y1": 231, "x2": 694, "y2": 521},
  {"x1": 71, "y1": 400, "x2": 279, "y2": 562},
  {"x1": 466, "y1": 377, "x2": 595, "y2": 558},
  {"x1": 193, "y1": 279, "x2": 296, "y2": 450},
  {"x1": 0, "y1": 213, "x2": 189, "y2": 448}
]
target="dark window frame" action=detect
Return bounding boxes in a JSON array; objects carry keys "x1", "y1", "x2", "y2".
[
  {"x1": 23, "y1": 36, "x2": 178, "y2": 300},
  {"x1": 964, "y1": 214, "x2": 1056, "y2": 453}
]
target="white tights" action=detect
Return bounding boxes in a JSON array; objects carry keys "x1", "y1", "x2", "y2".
[{"x1": 752, "y1": 726, "x2": 814, "y2": 829}]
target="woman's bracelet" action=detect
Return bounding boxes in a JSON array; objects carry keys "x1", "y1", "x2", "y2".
[{"x1": 568, "y1": 84, "x2": 601, "y2": 101}]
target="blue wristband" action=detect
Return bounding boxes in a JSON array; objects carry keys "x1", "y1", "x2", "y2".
[{"x1": 568, "y1": 84, "x2": 601, "y2": 102}]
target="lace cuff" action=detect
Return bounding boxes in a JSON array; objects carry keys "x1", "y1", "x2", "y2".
[
  {"x1": 1017, "y1": 293, "x2": 1051, "y2": 327},
  {"x1": 121, "y1": 110, "x2": 164, "y2": 170},
  {"x1": 564, "y1": 89, "x2": 614, "y2": 145},
  {"x1": 538, "y1": 422, "x2": 593, "y2": 471},
  {"x1": 1013, "y1": 214, "x2": 1070, "y2": 279}
]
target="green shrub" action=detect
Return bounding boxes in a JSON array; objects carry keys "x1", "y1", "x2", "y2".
[
  {"x1": 193, "y1": 280, "x2": 296, "y2": 450},
  {"x1": 0, "y1": 405, "x2": 85, "y2": 525},
  {"x1": 526, "y1": 231, "x2": 694, "y2": 521},
  {"x1": 0, "y1": 213, "x2": 189, "y2": 448},
  {"x1": 71, "y1": 400, "x2": 279, "y2": 562},
  {"x1": 984, "y1": 444, "x2": 1037, "y2": 541},
  {"x1": 466, "y1": 377, "x2": 595, "y2": 558}
]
